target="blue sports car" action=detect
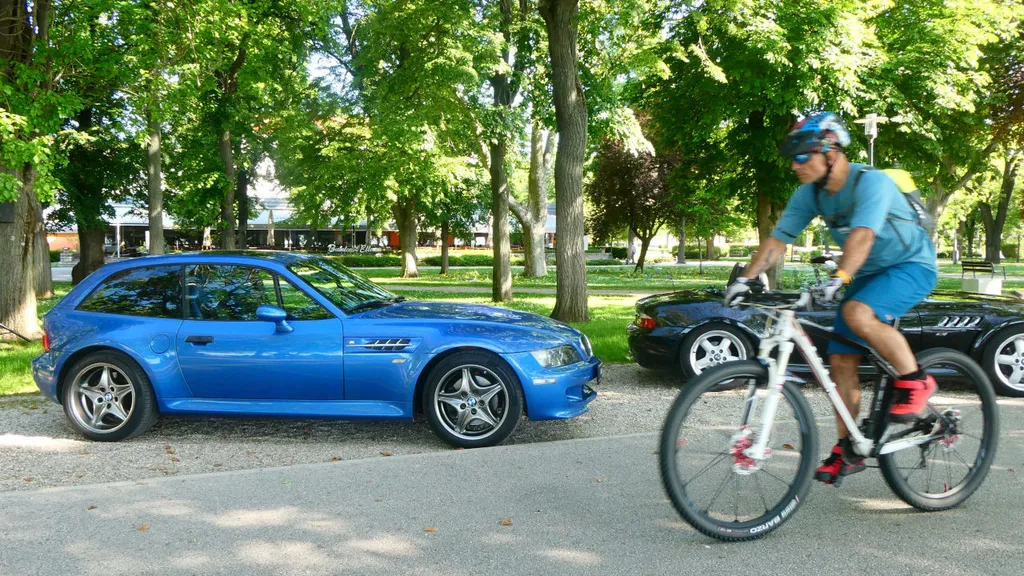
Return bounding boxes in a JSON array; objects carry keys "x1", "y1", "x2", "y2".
[{"x1": 32, "y1": 252, "x2": 600, "y2": 448}]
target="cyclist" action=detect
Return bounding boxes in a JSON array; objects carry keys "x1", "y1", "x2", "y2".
[{"x1": 723, "y1": 112, "x2": 939, "y2": 486}]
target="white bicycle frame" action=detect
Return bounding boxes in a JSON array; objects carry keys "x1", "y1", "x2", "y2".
[{"x1": 742, "y1": 293, "x2": 941, "y2": 463}]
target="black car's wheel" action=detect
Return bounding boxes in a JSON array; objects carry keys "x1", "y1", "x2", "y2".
[
  {"x1": 981, "y1": 325, "x2": 1024, "y2": 397},
  {"x1": 679, "y1": 323, "x2": 754, "y2": 380},
  {"x1": 62, "y1": 350, "x2": 159, "y2": 442},
  {"x1": 423, "y1": 351, "x2": 524, "y2": 448}
]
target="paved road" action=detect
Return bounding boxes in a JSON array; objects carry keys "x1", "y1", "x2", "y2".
[{"x1": 3, "y1": 413, "x2": 1023, "y2": 575}]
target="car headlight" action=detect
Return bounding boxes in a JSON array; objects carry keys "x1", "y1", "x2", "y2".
[{"x1": 531, "y1": 345, "x2": 582, "y2": 368}]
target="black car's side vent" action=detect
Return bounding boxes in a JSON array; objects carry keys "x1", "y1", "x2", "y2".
[
  {"x1": 936, "y1": 316, "x2": 981, "y2": 329},
  {"x1": 349, "y1": 338, "x2": 413, "y2": 351}
]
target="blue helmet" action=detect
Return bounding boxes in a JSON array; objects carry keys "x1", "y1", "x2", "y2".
[{"x1": 780, "y1": 112, "x2": 852, "y2": 158}]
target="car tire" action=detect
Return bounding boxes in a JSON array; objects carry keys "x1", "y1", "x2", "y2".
[
  {"x1": 423, "y1": 351, "x2": 524, "y2": 448},
  {"x1": 62, "y1": 350, "x2": 159, "y2": 441},
  {"x1": 679, "y1": 323, "x2": 754, "y2": 381},
  {"x1": 981, "y1": 325, "x2": 1024, "y2": 397}
]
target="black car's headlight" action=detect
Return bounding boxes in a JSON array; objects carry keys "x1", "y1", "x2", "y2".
[{"x1": 531, "y1": 345, "x2": 582, "y2": 368}]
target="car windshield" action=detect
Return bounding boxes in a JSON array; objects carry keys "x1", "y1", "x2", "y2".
[{"x1": 287, "y1": 257, "x2": 399, "y2": 314}]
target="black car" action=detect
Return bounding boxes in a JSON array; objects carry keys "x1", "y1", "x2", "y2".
[{"x1": 627, "y1": 266, "x2": 1024, "y2": 397}]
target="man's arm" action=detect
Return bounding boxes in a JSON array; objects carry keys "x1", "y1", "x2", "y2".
[
  {"x1": 836, "y1": 227, "x2": 875, "y2": 279},
  {"x1": 742, "y1": 237, "x2": 787, "y2": 280}
]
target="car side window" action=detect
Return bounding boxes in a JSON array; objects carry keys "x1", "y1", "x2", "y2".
[
  {"x1": 185, "y1": 265, "x2": 275, "y2": 321},
  {"x1": 78, "y1": 265, "x2": 183, "y2": 319},
  {"x1": 277, "y1": 274, "x2": 333, "y2": 320}
]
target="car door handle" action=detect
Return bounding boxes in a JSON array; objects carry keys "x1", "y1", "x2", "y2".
[{"x1": 185, "y1": 335, "x2": 214, "y2": 344}]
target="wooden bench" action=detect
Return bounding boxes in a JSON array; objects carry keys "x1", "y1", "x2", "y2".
[{"x1": 960, "y1": 260, "x2": 1006, "y2": 279}]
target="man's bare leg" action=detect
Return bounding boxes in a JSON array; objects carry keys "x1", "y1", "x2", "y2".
[
  {"x1": 841, "y1": 300, "x2": 917, "y2": 374},
  {"x1": 829, "y1": 353, "x2": 862, "y2": 438}
]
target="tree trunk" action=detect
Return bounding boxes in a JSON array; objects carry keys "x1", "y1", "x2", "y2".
[
  {"x1": 541, "y1": 0, "x2": 589, "y2": 322},
  {"x1": 237, "y1": 167, "x2": 248, "y2": 249},
  {"x1": 756, "y1": 192, "x2": 784, "y2": 289},
  {"x1": 676, "y1": 216, "x2": 686, "y2": 264},
  {"x1": 72, "y1": 226, "x2": 106, "y2": 285},
  {"x1": 706, "y1": 236, "x2": 715, "y2": 262},
  {"x1": 634, "y1": 236, "x2": 652, "y2": 273},
  {"x1": 33, "y1": 203, "x2": 52, "y2": 298},
  {"x1": 441, "y1": 220, "x2": 450, "y2": 275},
  {"x1": 626, "y1": 227, "x2": 636, "y2": 264},
  {"x1": 980, "y1": 156, "x2": 1018, "y2": 264},
  {"x1": 146, "y1": 105, "x2": 165, "y2": 255},
  {"x1": 510, "y1": 124, "x2": 552, "y2": 278},
  {"x1": 393, "y1": 198, "x2": 419, "y2": 278},
  {"x1": 218, "y1": 127, "x2": 236, "y2": 249},
  {"x1": 0, "y1": 165, "x2": 40, "y2": 340},
  {"x1": 490, "y1": 140, "x2": 513, "y2": 302}
]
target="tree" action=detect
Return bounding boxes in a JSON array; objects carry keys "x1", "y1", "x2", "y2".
[
  {"x1": 510, "y1": 122, "x2": 555, "y2": 277},
  {"x1": 861, "y1": 0, "x2": 1022, "y2": 232},
  {"x1": 587, "y1": 136, "x2": 677, "y2": 271},
  {"x1": 646, "y1": 1, "x2": 879, "y2": 289},
  {"x1": 979, "y1": 153, "x2": 1021, "y2": 263},
  {"x1": 0, "y1": 0, "x2": 74, "y2": 339},
  {"x1": 540, "y1": 0, "x2": 589, "y2": 322}
]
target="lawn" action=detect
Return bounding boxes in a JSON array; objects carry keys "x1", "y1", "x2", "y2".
[
  {"x1": 393, "y1": 289, "x2": 637, "y2": 364},
  {"x1": 0, "y1": 280, "x2": 639, "y2": 398},
  {"x1": 0, "y1": 281, "x2": 72, "y2": 396},
  {"x1": 5, "y1": 263, "x2": 1024, "y2": 398}
]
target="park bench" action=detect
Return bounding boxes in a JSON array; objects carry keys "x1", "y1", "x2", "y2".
[{"x1": 960, "y1": 260, "x2": 1006, "y2": 279}]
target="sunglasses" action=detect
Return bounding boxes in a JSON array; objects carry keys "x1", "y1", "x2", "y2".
[{"x1": 793, "y1": 153, "x2": 813, "y2": 164}]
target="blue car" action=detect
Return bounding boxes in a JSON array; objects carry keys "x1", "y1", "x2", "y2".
[{"x1": 32, "y1": 252, "x2": 600, "y2": 448}]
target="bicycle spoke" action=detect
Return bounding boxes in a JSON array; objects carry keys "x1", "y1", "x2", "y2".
[{"x1": 681, "y1": 452, "x2": 730, "y2": 488}]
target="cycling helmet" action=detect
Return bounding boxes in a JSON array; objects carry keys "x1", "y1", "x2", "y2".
[{"x1": 780, "y1": 112, "x2": 852, "y2": 158}]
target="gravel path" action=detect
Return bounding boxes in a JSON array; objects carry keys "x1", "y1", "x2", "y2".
[{"x1": 0, "y1": 365, "x2": 854, "y2": 493}]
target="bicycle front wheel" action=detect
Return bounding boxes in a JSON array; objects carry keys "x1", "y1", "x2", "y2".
[
  {"x1": 660, "y1": 360, "x2": 818, "y2": 542},
  {"x1": 878, "y1": 348, "x2": 999, "y2": 511}
]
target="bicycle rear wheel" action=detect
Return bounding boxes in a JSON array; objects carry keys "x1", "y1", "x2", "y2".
[
  {"x1": 879, "y1": 348, "x2": 999, "y2": 511},
  {"x1": 660, "y1": 361, "x2": 818, "y2": 542}
]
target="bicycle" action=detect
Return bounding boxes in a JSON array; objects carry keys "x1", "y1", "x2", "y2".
[{"x1": 659, "y1": 288, "x2": 1000, "y2": 541}]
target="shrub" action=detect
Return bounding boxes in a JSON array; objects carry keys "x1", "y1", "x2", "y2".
[
  {"x1": 458, "y1": 254, "x2": 494, "y2": 266},
  {"x1": 336, "y1": 255, "x2": 402, "y2": 267},
  {"x1": 587, "y1": 258, "x2": 623, "y2": 266},
  {"x1": 49, "y1": 250, "x2": 61, "y2": 263},
  {"x1": 609, "y1": 246, "x2": 628, "y2": 259},
  {"x1": 1001, "y1": 242, "x2": 1019, "y2": 260}
]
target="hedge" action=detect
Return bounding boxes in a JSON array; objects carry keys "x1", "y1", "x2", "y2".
[
  {"x1": 335, "y1": 255, "x2": 403, "y2": 267},
  {"x1": 587, "y1": 259, "x2": 623, "y2": 266},
  {"x1": 49, "y1": 250, "x2": 62, "y2": 263}
]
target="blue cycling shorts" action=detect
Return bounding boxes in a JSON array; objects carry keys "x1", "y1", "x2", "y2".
[{"x1": 828, "y1": 263, "x2": 938, "y2": 356}]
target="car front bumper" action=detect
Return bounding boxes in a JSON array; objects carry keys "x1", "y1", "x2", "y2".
[{"x1": 505, "y1": 353, "x2": 601, "y2": 420}]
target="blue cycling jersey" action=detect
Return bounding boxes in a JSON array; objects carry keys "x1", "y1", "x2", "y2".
[{"x1": 771, "y1": 163, "x2": 937, "y2": 275}]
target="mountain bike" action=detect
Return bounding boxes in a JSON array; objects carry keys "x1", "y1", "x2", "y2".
[{"x1": 659, "y1": 289, "x2": 1000, "y2": 541}]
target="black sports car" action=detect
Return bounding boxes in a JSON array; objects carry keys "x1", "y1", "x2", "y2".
[{"x1": 627, "y1": 265, "x2": 1024, "y2": 397}]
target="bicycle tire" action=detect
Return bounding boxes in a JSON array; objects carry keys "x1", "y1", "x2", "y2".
[
  {"x1": 878, "y1": 348, "x2": 999, "y2": 511},
  {"x1": 660, "y1": 360, "x2": 818, "y2": 542}
]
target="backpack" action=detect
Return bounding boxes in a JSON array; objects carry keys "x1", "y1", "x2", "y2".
[{"x1": 814, "y1": 167, "x2": 935, "y2": 235}]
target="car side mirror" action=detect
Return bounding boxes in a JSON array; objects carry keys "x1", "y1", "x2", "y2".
[{"x1": 257, "y1": 305, "x2": 293, "y2": 333}]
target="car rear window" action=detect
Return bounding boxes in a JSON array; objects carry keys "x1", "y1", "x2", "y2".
[{"x1": 78, "y1": 265, "x2": 183, "y2": 319}]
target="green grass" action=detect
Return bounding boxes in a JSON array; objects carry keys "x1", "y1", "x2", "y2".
[
  {"x1": 0, "y1": 281, "x2": 71, "y2": 396},
  {"x1": 395, "y1": 289, "x2": 636, "y2": 363},
  {"x1": 360, "y1": 265, "x2": 742, "y2": 291}
]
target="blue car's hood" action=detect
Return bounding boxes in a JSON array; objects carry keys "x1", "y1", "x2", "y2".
[{"x1": 357, "y1": 301, "x2": 580, "y2": 338}]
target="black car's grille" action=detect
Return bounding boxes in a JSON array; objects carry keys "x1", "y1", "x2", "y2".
[{"x1": 936, "y1": 316, "x2": 981, "y2": 329}]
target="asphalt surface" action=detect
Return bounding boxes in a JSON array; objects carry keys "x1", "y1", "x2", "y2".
[{"x1": 3, "y1": 393, "x2": 1023, "y2": 575}]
